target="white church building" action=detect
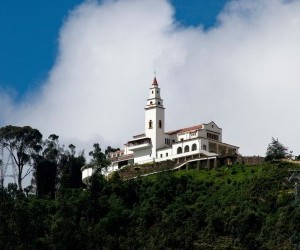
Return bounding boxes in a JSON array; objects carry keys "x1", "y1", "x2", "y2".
[{"x1": 82, "y1": 77, "x2": 239, "y2": 183}]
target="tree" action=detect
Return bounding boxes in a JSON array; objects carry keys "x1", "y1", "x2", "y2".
[
  {"x1": 0, "y1": 125, "x2": 42, "y2": 191},
  {"x1": 89, "y1": 143, "x2": 110, "y2": 171},
  {"x1": 265, "y1": 137, "x2": 288, "y2": 161},
  {"x1": 42, "y1": 134, "x2": 61, "y2": 163},
  {"x1": 58, "y1": 144, "x2": 86, "y2": 189},
  {"x1": 33, "y1": 134, "x2": 62, "y2": 197},
  {"x1": 34, "y1": 158, "x2": 57, "y2": 198},
  {"x1": 105, "y1": 146, "x2": 120, "y2": 155}
]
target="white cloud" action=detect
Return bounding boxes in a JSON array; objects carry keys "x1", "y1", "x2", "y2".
[{"x1": 2, "y1": 0, "x2": 300, "y2": 156}]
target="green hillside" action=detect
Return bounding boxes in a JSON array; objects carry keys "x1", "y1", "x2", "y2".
[{"x1": 1, "y1": 162, "x2": 300, "y2": 249}]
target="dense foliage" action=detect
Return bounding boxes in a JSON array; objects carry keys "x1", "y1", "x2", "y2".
[{"x1": 1, "y1": 162, "x2": 299, "y2": 249}]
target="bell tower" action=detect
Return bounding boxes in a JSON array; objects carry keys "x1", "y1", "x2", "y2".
[{"x1": 145, "y1": 77, "x2": 165, "y2": 157}]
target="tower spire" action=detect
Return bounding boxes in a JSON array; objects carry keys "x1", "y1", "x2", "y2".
[
  {"x1": 152, "y1": 76, "x2": 158, "y2": 86},
  {"x1": 152, "y1": 71, "x2": 158, "y2": 86},
  {"x1": 152, "y1": 77, "x2": 158, "y2": 86}
]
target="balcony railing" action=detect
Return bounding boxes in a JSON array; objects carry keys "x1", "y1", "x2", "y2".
[{"x1": 127, "y1": 138, "x2": 151, "y2": 151}]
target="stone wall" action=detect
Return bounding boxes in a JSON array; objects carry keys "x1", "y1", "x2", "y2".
[{"x1": 237, "y1": 155, "x2": 265, "y2": 165}]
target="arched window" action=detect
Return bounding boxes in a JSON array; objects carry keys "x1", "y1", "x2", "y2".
[
  {"x1": 159, "y1": 120, "x2": 162, "y2": 128},
  {"x1": 177, "y1": 147, "x2": 182, "y2": 154},
  {"x1": 150, "y1": 101, "x2": 153, "y2": 105},
  {"x1": 149, "y1": 120, "x2": 153, "y2": 129},
  {"x1": 184, "y1": 145, "x2": 190, "y2": 153},
  {"x1": 192, "y1": 143, "x2": 197, "y2": 151}
]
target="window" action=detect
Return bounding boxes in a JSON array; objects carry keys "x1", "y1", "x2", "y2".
[
  {"x1": 166, "y1": 153, "x2": 168, "y2": 157},
  {"x1": 152, "y1": 91, "x2": 153, "y2": 94},
  {"x1": 160, "y1": 154, "x2": 163, "y2": 158},
  {"x1": 207, "y1": 132, "x2": 219, "y2": 141},
  {"x1": 150, "y1": 101, "x2": 153, "y2": 105},
  {"x1": 192, "y1": 143, "x2": 197, "y2": 151},
  {"x1": 157, "y1": 91, "x2": 159, "y2": 93},
  {"x1": 149, "y1": 120, "x2": 153, "y2": 129},
  {"x1": 184, "y1": 145, "x2": 190, "y2": 153},
  {"x1": 159, "y1": 120, "x2": 162, "y2": 128},
  {"x1": 158, "y1": 101, "x2": 161, "y2": 105},
  {"x1": 203, "y1": 145, "x2": 207, "y2": 150},
  {"x1": 177, "y1": 147, "x2": 182, "y2": 154}
]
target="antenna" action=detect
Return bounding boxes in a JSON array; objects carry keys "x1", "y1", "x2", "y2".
[
  {"x1": 0, "y1": 145, "x2": 17, "y2": 187},
  {"x1": 0, "y1": 145, "x2": 4, "y2": 186}
]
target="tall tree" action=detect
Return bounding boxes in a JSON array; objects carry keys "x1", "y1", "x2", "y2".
[
  {"x1": 89, "y1": 143, "x2": 110, "y2": 171},
  {"x1": 43, "y1": 134, "x2": 61, "y2": 163},
  {"x1": 265, "y1": 137, "x2": 288, "y2": 161},
  {"x1": 58, "y1": 144, "x2": 86, "y2": 189},
  {"x1": 33, "y1": 134, "x2": 62, "y2": 197},
  {"x1": 0, "y1": 125, "x2": 42, "y2": 191}
]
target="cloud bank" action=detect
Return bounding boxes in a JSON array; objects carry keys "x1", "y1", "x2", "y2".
[{"x1": 1, "y1": 0, "x2": 300, "y2": 156}]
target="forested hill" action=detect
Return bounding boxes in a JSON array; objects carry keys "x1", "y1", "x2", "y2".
[{"x1": 1, "y1": 162, "x2": 300, "y2": 249}]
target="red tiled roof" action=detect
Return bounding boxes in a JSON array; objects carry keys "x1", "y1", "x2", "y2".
[
  {"x1": 166, "y1": 124, "x2": 203, "y2": 135},
  {"x1": 109, "y1": 150, "x2": 124, "y2": 155},
  {"x1": 111, "y1": 154, "x2": 134, "y2": 162}
]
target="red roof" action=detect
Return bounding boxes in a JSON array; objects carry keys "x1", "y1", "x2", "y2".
[
  {"x1": 111, "y1": 153, "x2": 134, "y2": 162},
  {"x1": 152, "y1": 77, "x2": 158, "y2": 86},
  {"x1": 166, "y1": 124, "x2": 203, "y2": 135}
]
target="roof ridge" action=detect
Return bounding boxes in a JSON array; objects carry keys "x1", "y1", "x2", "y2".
[{"x1": 166, "y1": 124, "x2": 203, "y2": 135}]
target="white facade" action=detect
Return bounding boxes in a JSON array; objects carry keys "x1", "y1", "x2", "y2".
[
  {"x1": 81, "y1": 77, "x2": 239, "y2": 182},
  {"x1": 106, "y1": 77, "x2": 239, "y2": 174},
  {"x1": 81, "y1": 166, "x2": 95, "y2": 185}
]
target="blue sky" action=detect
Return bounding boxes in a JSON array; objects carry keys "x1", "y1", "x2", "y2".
[
  {"x1": 0, "y1": 1, "x2": 83, "y2": 97},
  {"x1": 0, "y1": 0, "x2": 228, "y2": 100}
]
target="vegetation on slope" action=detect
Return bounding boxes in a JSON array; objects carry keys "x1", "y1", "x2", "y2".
[
  {"x1": 1, "y1": 161, "x2": 300, "y2": 249},
  {"x1": 116, "y1": 160, "x2": 176, "y2": 180}
]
